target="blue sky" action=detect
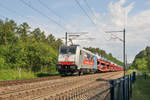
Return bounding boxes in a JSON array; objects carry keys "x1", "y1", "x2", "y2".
[
  {"x1": 0, "y1": 0, "x2": 150, "y2": 63},
  {"x1": 0, "y1": 0, "x2": 149, "y2": 25}
]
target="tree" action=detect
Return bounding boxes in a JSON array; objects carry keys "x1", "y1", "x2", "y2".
[
  {"x1": 53, "y1": 39, "x2": 62, "y2": 51},
  {"x1": 132, "y1": 46, "x2": 150, "y2": 73},
  {"x1": 46, "y1": 34, "x2": 55, "y2": 47},
  {"x1": 31, "y1": 28, "x2": 45, "y2": 42},
  {"x1": 0, "y1": 19, "x2": 17, "y2": 45},
  {"x1": 134, "y1": 58, "x2": 148, "y2": 72},
  {"x1": 146, "y1": 56, "x2": 150, "y2": 72},
  {"x1": 0, "y1": 19, "x2": 60, "y2": 74},
  {"x1": 17, "y1": 22, "x2": 30, "y2": 42},
  {"x1": 146, "y1": 46, "x2": 150, "y2": 56}
]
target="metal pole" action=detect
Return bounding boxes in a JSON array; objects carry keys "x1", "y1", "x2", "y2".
[
  {"x1": 123, "y1": 28, "x2": 126, "y2": 100},
  {"x1": 65, "y1": 32, "x2": 67, "y2": 46},
  {"x1": 110, "y1": 80, "x2": 115, "y2": 100},
  {"x1": 123, "y1": 28, "x2": 125, "y2": 77},
  {"x1": 126, "y1": 54, "x2": 128, "y2": 71}
]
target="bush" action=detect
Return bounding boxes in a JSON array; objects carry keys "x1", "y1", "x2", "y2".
[{"x1": 0, "y1": 69, "x2": 35, "y2": 81}]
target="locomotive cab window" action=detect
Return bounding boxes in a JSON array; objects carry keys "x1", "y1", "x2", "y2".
[
  {"x1": 60, "y1": 46, "x2": 67, "y2": 54},
  {"x1": 60, "y1": 46, "x2": 77, "y2": 54},
  {"x1": 68, "y1": 46, "x2": 76, "y2": 54}
]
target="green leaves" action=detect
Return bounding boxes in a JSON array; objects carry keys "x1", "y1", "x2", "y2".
[
  {"x1": 134, "y1": 58, "x2": 148, "y2": 72},
  {"x1": 30, "y1": 28, "x2": 45, "y2": 42},
  {"x1": 0, "y1": 19, "x2": 62, "y2": 74},
  {"x1": 132, "y1": 46, "x2": 150, "y2": 72},
  {"x1": 0, "y1": 19, "x2": 17, "y2": 45}
]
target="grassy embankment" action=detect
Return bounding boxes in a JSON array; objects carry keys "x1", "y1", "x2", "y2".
[
  {"x1": 0, "y1": 69, "x2": 59, "y2": 81},
  {"x1": 132, "y1": 74, "x2": 150, "y2": 100},
  {"x1": 0, "y1": 69, "x2": 138, "y2": 81}
]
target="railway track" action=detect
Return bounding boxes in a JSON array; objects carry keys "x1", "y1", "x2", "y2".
[
  {"x1": 0, "y1": 73, "x2": 103, "y2": 87},
  {"x1": 0, "y1": 71, "x2": 123, "y2": 100},
  {"x1": 0, "y1": 76, "x2": 62, "y2": 87}
]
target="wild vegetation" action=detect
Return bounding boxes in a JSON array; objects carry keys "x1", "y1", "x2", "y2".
[
  {"x1": 0, "y1": 19, "x2": 62, "y2": 80},
  {"x1": 132, "y1": 46, "x2": 150, "y2": 73},
  {"x1": 132, "y1": 75, "x2": 150, "y2": 100}
]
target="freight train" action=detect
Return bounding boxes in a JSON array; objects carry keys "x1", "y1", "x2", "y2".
[{"x1": 56, "y1": 45, "x2": 123, "y2": 75}]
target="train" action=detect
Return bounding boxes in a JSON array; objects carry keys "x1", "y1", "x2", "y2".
[{"x1": 56, "y1": 45, "x2": 123, "y2": 75}]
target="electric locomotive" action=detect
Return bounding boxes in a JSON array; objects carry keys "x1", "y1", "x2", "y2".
[{"x1": 56, "y1": 45, "x2": 97, "y2": 75}]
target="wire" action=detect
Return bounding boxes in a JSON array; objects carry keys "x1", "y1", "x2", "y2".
[
  {"x1": 74, "y1": 0, "x2": 111, "y2": 41},
  {"x1": 0, "y1": 2, "x2": 38, "y2": 28},
  {"x1": 107, "y1": 33, "x2": 123, "y2": 42},
  {"x1": 20, "y1": 0, "x2": 66, "y2": 31},
  {"x1": 0, "y1": 3, "x2": 22, "y2": 17},
  {"x1": 38, "y1": 0, "x2": 64, "y2": 20},
  {"x1": 84, "y1": 0, "x2": 123, "y2": 31},
  {"x1": 84, "y1": 0, "x2": 96, "y2": 18},
  {"x1": 74, "y1": 0, "x2": 95, "y2": 25}
]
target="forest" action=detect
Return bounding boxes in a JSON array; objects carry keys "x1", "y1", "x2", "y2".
[
  {"x1": 0, "y1": 19, "x2": 62, "y2": 80},
  {"x1": 132, "y1": 46, "x2": 150, "y2": 73},
  {"x1": 0, "y1": 19, "x2": 123, "y2": 80}
]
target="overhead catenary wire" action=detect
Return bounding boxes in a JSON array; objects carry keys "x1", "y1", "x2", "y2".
[
  {"x1": 82, "y1": 0, "x2": 106, "y2": 30},
  {"x1": 109, "y1": 33, "x2": 123, "y2": 42},
  {"x1": 38, "y1": 0, "x2": 64, "y2": 21},
  {"x1": 83, "y1": 0, "x2": 123, "y2": 28},
  {"x1": 74, "y1": 0, "x2": 96, "y2": 25},
  {"x1": 0, "y1": 3, "x2": 22, "y2": 25},
  {"x1": 83, "y1": 0, "x2": 125, "y2": 42},
  {"x1": 20, "y1": 0, "x2": 67, "y2": 31},
  {"x1": 74, "y1": 0, "x2": 111, "y2": 41},
  {"x1": 0, "y1": 3, "x2": 18, "y2": 15},
  {"x1": 0, "y1": 2, "x2": 31, "y2": 21},
  {"x1": 83, "y1": 0, "x2": 96, "y2": 18},
  {"x1": 0, "y1": 3, "x2": 25, "y2": 20},
  {"x1": 0, "y1": 2, "x2": 38, "y2": 28}
]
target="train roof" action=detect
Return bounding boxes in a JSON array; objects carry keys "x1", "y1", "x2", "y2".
[
  {"x1": 81, "y1": 48, "x2": 96, "y2": 56},
  {"x1": 60, "y1": 45, "x2": 78, "y2": 47}
]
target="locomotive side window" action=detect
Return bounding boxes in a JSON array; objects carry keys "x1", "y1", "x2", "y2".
[{"x1": 91, "y1": 56, "x2": 94, "y2": 62}]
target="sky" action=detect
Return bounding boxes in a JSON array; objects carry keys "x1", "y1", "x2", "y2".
[{"x1": 0, "y1": 0, "x2": 150, "y2": 63}]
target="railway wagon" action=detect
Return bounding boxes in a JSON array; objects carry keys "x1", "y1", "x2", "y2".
[
  {"x1": 56, "y1": 45, "x2": 123, "y2": 75},
  {"x1": 97, "y1": 59, "x2": 123, "y2": 72}
]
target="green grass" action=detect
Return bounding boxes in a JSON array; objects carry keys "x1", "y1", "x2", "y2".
[
  {"x1": 126, "y1": 69, "x2": 139, "y2": 75},
  {"x1": 0, "y1": 69, "x2": 59, "y2": 81},
  {"x1": 132, "y1": 75, "x2": 150, "y2": 100},
  {"x1": 0, "y1": 69, "x2": 35, "y2": 81},
  {"x1": 35, "y1": 71, "x2": 59, "y2": 77}
]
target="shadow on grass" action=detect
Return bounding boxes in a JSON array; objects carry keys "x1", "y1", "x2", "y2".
[
  {"x1": 36, "y1": 73, "x2": 60, "y2": 77},
  {"x1": 132, "y1": 75, "x2": 150, "y2": 100}
]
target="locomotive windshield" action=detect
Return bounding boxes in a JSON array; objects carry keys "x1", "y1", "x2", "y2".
[{"x1": 60, "y1": 46, "x2": 77, "y2": 54}]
